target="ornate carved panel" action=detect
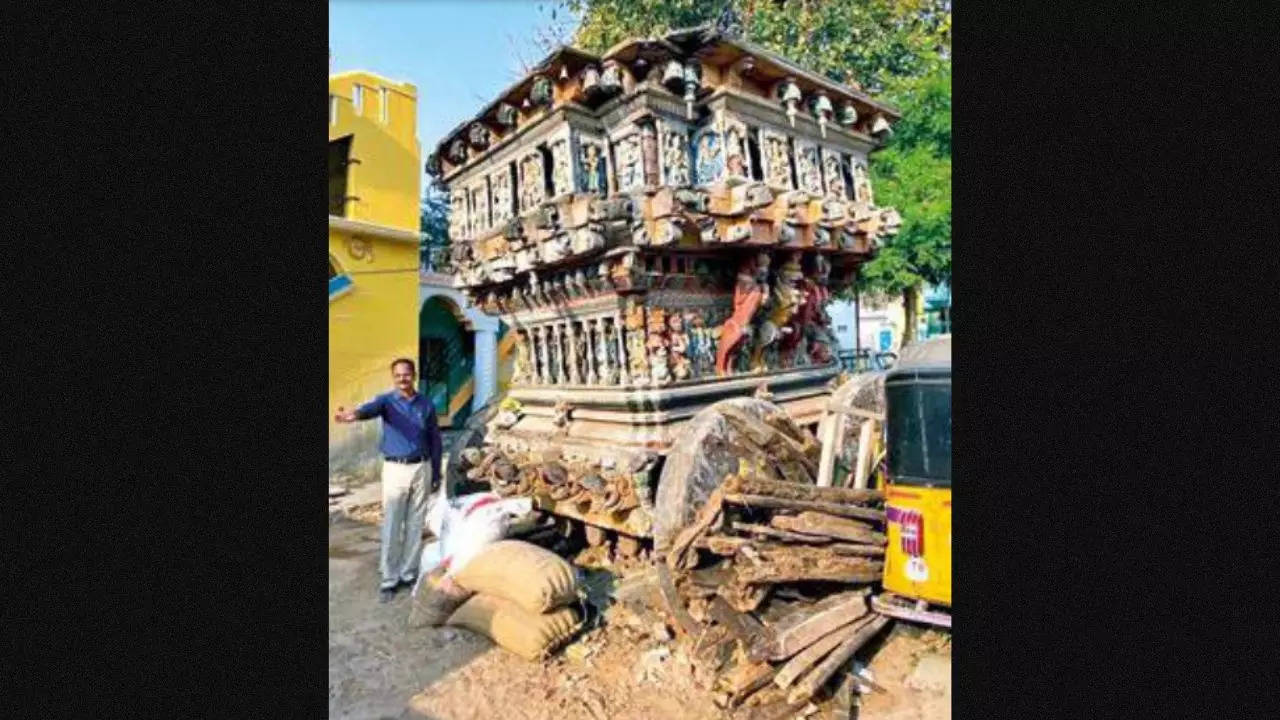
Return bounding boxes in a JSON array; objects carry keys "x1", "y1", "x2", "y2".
[
  {"x1": 821, "y1": 148, "x2": 846, "y2": 200},
  {"x1": 659, "y1": 123, "x2": 691, "y2": 187},
  {"x1": 576, "y1": 139, "x2": 608, "y2": 195},
  {"x1": 550, "y1": 139, "x2": 573, "y2": 198},
  {"x1": 761, "y1": 129, "x2": 793, "y2": 190},
  {"x1": 518, "y1": 152, "x2": 545, "y2": 212},
  {"x1": 852, "y1": 158, "x2": 874, "y2": 205},
  {"x1": 691, "y1": 126, "x2": 723, "y2": 186},
  {"x1": 795, "y1": 140, "x2": 823, "y2": 195},
  {"x1": 614, "y1": 134, "x2": 644, "y2": 192},
  {"x1": 490, "y1": 166, "x2": 513, "y2": 226}
]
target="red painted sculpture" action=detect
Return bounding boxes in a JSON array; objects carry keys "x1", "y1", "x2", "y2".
[{"x1": 715, "y1": 253, "x2": 770, "y2": 375}]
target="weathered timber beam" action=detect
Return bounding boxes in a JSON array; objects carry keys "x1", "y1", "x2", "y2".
[
  {"x1": 724, "y1": 493, "x2": 887, "y2": 523},
  {"x1": 786, "y1": 615, "x2": 891, "y2": 705},
  {"x1": 734, "y1": 554, "x2": 883, "y2": 585},
  {"x1": 770, "y1": 511, "x2": 886, "y2": 544},
  {"x1": 723, "y1": 474, "x2": 884, "y2": 505},
  {"x1": 703, "y1": 535, "x2": 884, "y2": 559},
  {"x1": 773, "y1": 614, "x2": 876, "y2": 688},
  {"x1": 731, "y1": 521, "x2": 833, "y2": 544},
  {"x1": 766, "y1": 589, "x2": 871, "y2": 661}
]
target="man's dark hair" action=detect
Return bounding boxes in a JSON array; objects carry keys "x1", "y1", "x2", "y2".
[{"x1": 390, "y1": 357, "x2": 416, "y2": 374}]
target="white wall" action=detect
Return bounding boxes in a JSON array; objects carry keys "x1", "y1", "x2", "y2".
[{"x1": 827, "y1": 298, "x2": 906, "y2": 353}]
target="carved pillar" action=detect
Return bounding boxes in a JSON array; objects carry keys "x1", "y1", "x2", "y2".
[
  {"x1": 614, "y1": 311, "x2": 630, "y2": 385},
  {"x1": 586, "y1": 319, "x2": 599, "y2": 385},
  {"x1": 567, "y1": 322, "x2": 582, "y2": 384},
  {"x1": 550, "y1": 322, "x2": 565, "y2": 384},
  {"x1": 534, "y1": 326, "x2": 550, "y2": 384}
]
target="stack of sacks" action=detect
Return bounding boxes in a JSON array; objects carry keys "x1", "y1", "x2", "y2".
[
  {"x1": 446, "y1": 540, "x2": 584, "y2": 661},
  {"x1": 407, "y1": 491, "x2": 533, "y2": 629}
]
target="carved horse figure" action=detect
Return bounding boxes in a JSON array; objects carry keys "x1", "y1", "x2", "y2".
[{"x1": 715, "y1": 253, "x2": 770, "y2": 375}]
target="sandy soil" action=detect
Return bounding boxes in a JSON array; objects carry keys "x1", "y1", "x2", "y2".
[{"x1": 330, "y1": 516, "x2": 950, "y2": 720}]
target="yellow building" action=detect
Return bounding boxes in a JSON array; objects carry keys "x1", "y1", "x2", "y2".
[{"x1": 329, "y1": 70, "x2": 421, "y2": 479}]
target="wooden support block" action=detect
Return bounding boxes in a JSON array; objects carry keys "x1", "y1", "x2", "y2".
[
  {"x1": 724, "y1": 493, "x2": 886, "y2": 524},
  {"x1": 766, "y1": 590, "x2": 870, "y2": 661},
  {"x1": 770, "y1": 512, "x2": 885, "y2": 544},
  {"x1": 786, "y1": 615, "x2": 890, "y2": 705}
]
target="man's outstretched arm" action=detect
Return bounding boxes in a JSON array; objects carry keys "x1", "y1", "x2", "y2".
[{"x1": 335, "y1": 395, "x2": 383, "y2": 423}]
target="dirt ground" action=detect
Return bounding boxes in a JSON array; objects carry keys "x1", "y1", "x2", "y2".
[{"x1": 330, "y1": 514, "x2": 950, "y2": 720}]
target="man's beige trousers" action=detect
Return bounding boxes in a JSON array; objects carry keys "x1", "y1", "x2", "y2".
[{"x1": 379, "y1": 460, "x2": 428, "y2": 590}]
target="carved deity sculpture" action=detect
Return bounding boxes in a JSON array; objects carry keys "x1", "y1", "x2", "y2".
[
  {"x1": 491, "y1": 168, "x2": 513, "y2": 225},
  {"x1": 715, "y1": 252, "x2": 770, "y2": 375},
  {"x1": 624, "y1": 296, "x2": 650, "y2": 381},
  {"x1": 763, "y1": 133, "x2": 792, "y2": 189},
  {"x1": 823, "y1": 152, "x2": 846, "y2": 200},
  {"x1": 852, "y1": 160, "x2": 874, "y2": 205},
  {"x1": 667, "y1": 312, "x2": 691, "y2": 380},
  {"x1": 805, "y1": 255, "x2": 837, "y2": 364},
  {"x1": 519, "y1": 153, "x2": 545, "y2": 212},
  {"x1": 693, "y1": 128, "x2": 723, "y2": 186},
  {"x1": 551, "y1": 139, "x2": 572, "y2": 198},
  {"x1": 797, "y1": 143, "x2": 823, "y2": 195},
  {"x1": 662, "y1": 128, "x2": 691, "y2": 186},
  {"x1": 616, "y1": 135, "x2": 644, "y2": 192},
  {"x1": 751, "y1": 253, "x2": 803, "y2": 371},
  {"x1": 579, "y1": 142, "x2": 607, "y2": 194},
  {"x1": 687, "y1": 312, "x2": 715, "y2": 378},
  {"x1": 725, "y1": 125, "x2": 748, "y2": 180}
]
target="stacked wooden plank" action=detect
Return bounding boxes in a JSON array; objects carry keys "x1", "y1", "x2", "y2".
[{"x1": 661, "y1": 471, "x2": 891, "y2": 717}]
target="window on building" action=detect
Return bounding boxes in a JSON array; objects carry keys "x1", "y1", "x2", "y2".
[
  {"x1": 329, "y1": 94, "x2": 337, "y2": 126},
  {"x1": 328, "y1": 135, "x2": 352, "y2": 216},
  {"x1": 352, "y1": 85, "x2": 363, "y2": 116},
  {"x1": 380, "y1": 87, "x2": 389, "y2": 125}
]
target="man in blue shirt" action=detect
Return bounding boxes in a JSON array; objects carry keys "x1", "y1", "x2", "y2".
[{"x1": 335, "y1": 358, "x2": 443, "y2": 603}]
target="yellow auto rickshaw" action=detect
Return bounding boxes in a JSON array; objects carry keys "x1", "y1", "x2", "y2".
[{"x1": 871, "y1": 335, "x2": 951, "y2": 627}]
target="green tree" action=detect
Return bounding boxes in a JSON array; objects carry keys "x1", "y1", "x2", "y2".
[
  {"x1": 420, "y1": 185, "x2": 450, "y2": 271},
  {"x1": 858, "y1": 59, "x2": 950, "y2": 345},
  {"x1": 554, "y1": 0, "x2": 951, "y2": 343}
]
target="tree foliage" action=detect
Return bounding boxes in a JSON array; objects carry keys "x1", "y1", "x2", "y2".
[
  {"x1": 420, "y1": 185, "x2": 450, "y2": 269},
  {"x1": 558, "y1": 0, "x2": 951, "y2": 302}
]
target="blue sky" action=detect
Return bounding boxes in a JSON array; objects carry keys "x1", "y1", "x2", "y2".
[{"x1": 330, "y1": 1, "x2": 579, "y2": 195}]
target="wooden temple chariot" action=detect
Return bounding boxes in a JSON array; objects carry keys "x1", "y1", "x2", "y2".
[{"x1": 430, "y1": 26, "x2": 901, "y2": 540}]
